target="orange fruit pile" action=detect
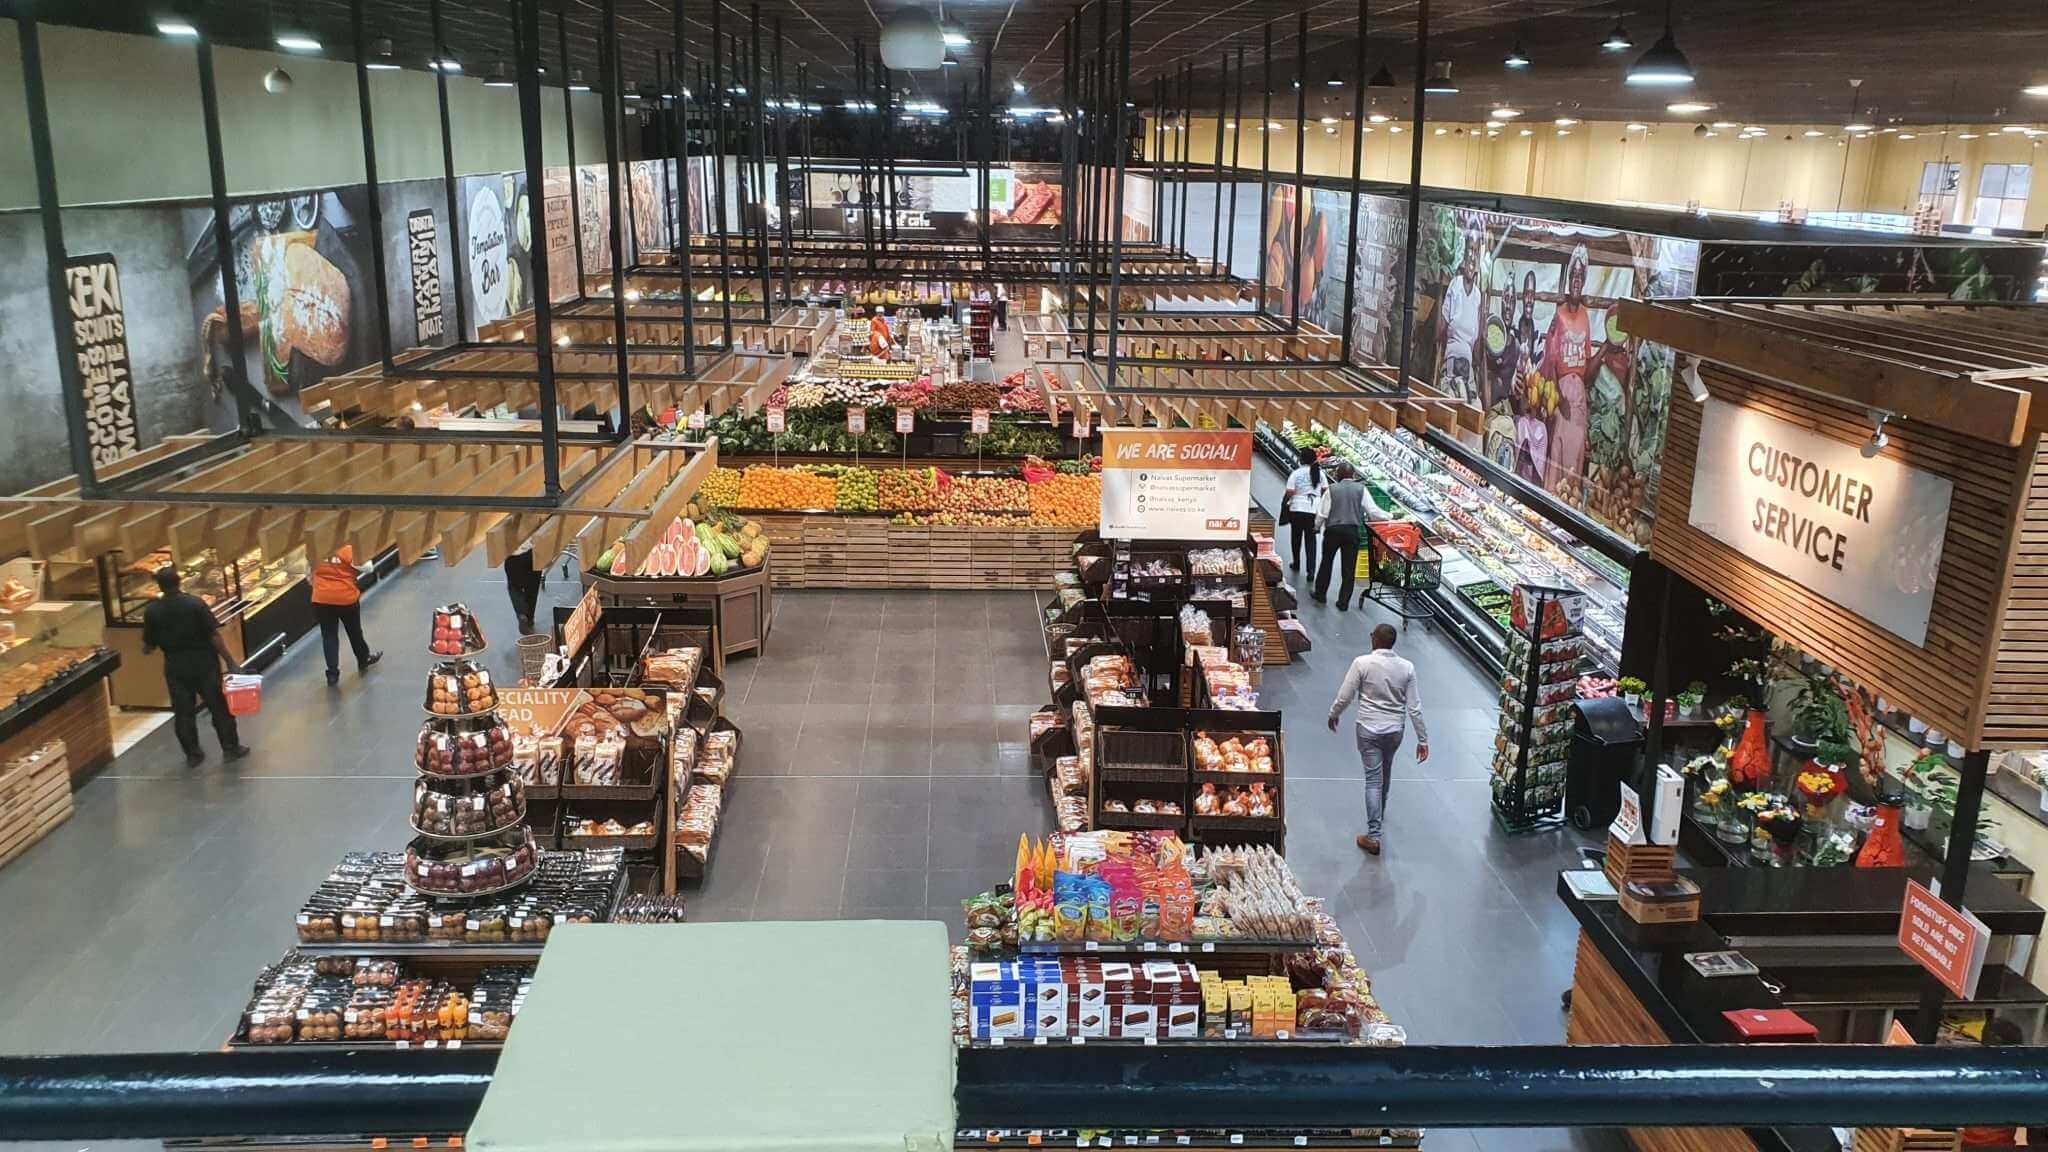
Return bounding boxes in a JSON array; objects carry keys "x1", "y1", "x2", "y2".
[
  {"x1": 1027, "y1": 473, "x2": 1101, "y2": 526},
  {"x1": 736, "y1": 465, "x2": 839, "y2": 510}
]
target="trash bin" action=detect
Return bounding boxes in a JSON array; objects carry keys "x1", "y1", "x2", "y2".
[{"x1": 1567, "y1": 697, "x2": 1643, "y2": 831}]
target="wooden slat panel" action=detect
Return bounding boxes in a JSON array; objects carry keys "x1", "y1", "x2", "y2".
[{"x1": 1649, "y1": 367, "x2": 2028, "y2": 749}]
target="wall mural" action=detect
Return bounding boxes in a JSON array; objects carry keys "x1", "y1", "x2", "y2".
[{"x1": 1695, "y1": 240, "x2": 2038, "y2": 299}]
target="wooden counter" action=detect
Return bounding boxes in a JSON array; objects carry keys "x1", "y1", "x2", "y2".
[
  {"x1": 0, "y1": 650, "x2": 118, "y2": 780},
  {"x1": 751, "y1": 513, "x2": 1077, "y2": 591},
  {"x1": 582, "y1": 565, "x2": 774, "y2": 661}
]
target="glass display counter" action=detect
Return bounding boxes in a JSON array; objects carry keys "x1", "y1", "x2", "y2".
[
  {"x1": 0, "y1": 559, "x2": 117, "y2": 775},
  {"x1": 100, "y1": 544, "x2": 313, "y2": 708}
]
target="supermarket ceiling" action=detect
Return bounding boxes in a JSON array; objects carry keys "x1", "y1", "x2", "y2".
[{"x1": 38, "y1": 0, "x2": 2048, "y2": 125}]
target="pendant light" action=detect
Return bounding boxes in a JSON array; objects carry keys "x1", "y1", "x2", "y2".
[
  {"x1": 1423, "y1": 61, "x2": 1458, "y2": 95},
  {"x1": 365, "y1": 36, "x2": 400, "y2": 70},
  {"x1": 1367, "y1": 64, "x2": 1396, "y2": 89},
  {"x1": 1625, "y1": 1, "x2": 1693, "y2": 86},
  {"x1": 1601, "y1": 9, "x2": 1632, "y2": 52},
  {"x1": 1504, "y1": 40, "x2": 1531, "y2": 69}
]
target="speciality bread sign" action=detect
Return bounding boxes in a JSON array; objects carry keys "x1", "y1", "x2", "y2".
[
  {"x1": 66, "y1": 253, "x2": 140, "y2": 466},
  {"x1": 1099, "y1": 429, "x2": 1252, "y2": 541},
  {"x1": 1686, "y1": 398, "x2": 1953, "y2": 647}
]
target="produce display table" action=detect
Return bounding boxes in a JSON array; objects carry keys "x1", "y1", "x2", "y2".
[
  {"x1": 582, "y1": 566, "x2": 774, "y2": 661},
  {"x1": 752, "y1": 513, "x2": 1076, "y2": 590}
]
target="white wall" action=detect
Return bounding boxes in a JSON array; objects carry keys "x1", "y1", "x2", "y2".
[{"x1": 0, "y1": 21, "x2": 610, "y2": 211}]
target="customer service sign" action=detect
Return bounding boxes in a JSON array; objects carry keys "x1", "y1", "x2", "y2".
[
  {"x1": 1100, "y1": 429, "x2": 1253, "y2": 541},
  {"x1": 1687, "y1": 398, "x2": 1953, "y2": 646}
]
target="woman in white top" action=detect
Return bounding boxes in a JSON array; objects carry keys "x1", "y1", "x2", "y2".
[{"x1": 1281, "y1": 446, "x2": 1327, "y2": 582}]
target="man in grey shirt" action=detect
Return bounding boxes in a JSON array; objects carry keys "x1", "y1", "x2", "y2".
[
  {"x1": 1311, "y1": 462, "x2": 1368, "y2": 610},
  {"x1": 1327, "y1": 623, "x2": 1429, "y2": 855}
]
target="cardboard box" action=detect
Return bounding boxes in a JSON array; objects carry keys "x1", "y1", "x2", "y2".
[{"x1": 1116, "y1": 1002, "x2": 1157, "y2": 1038}]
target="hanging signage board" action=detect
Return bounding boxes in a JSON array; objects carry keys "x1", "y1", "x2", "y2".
[
  {"x1": 895, "y1": 407, "x2": 916, "y2": 434},
  {"x1": 65, "y1": 253, "x2": 140, "y2": 467},
  {"x1": 1685, "y1": 398, "x2": 1953, "y2": 647},
  {"x1": 407, "y1": 209, "x2": 445, "y2": 342},
  {"x1": 1899, "y1": 878, "x2": 1990, "y2": 1000},
  {"x1": 1098, "y1": 429, "x2": 1253, "y2": 541}
]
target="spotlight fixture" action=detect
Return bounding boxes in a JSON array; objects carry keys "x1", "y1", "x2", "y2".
[
  {"x1": 275, "y1": 34, "x2": 321, "y2": 52},
  {"x1": 1013, "y1": 79, "x2": 1025, "y2": 93},
  {"x1": 1555, "y1": 117, "x2": 1580, "y2": 126},
  {"x1": 1423, "y1": 61, "x2": 1458, "y2": 95},
  {"x1": 1367, "y1": 65, "x2": 1396, "y2": 88},
  {"x1": 1626, "y1": 122, "x2": 1648, "y2": 131},
  {"x1": 1489, "y1": 107, "x2": 1523, "y2": 119},
  {"x1": 1601, "y1": 16, "x2": 1632, "y2": 52},
  {"x1": 366, "y1": 36, "x2": 399, "y2": 69},
  {"x1": 264, "y1": 66, "x2": 293, "y2": 93},
  {"x1": 156, "y1": 20, "x2": 199, "y2": 37},
  {"x1": 568, "y1": 70, "x2": 590, "y2": 92},
  {"x1": 1683, "y1": 359, "x2": 1709, "y2": 403},
  {"x1": 1625, "y1": 2, "x2": 1693, "y2": 87},
  {"x1": 484, "y1": 61, "x2": 515, "y2": 87},
  {"x1": 1861, "y1": 409, "x2": 1890, "y2": 459},
  {"x1": 1504, "y1": 41, "x2": 1530, "y2": 69},
  {"x1": 2024, "y1": 84, "x2": 2048, "y2": 98},
  {"x1": 1665, "y1": 101, "x2": 1713, "y2": 114},
  {"x1": 1327, "y1": 71, "x2": 1345, "y2": 87},
  {"x1": 1803, "y1": 129, "x2": 1824, "y2": 137}
]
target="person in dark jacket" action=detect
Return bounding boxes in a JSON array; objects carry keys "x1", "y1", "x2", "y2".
[
  {"x1": 505, "y1": 545, "x2": 545, "y2": 634},
  {"x1": 141, "y1": 567, "x2": 250, "y2": 767}
]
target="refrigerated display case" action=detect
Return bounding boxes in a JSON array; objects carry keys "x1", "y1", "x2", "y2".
[{"x1": 1300, "y1": 421, "x2": 1630, "y2": 679}]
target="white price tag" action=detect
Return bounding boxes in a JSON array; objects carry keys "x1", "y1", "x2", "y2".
[
  {"x1": 1277, "y1": 1029, "x2": 1291, "y2": 1040},
  {"x1": 687, "y1": 410, "x2": 707, "y2": 432},
  {"x1": 1142, "y1": 1036, "x2": 1158, "y2": 1046},
  {"x1": 990, "y1": 1036, "x2": 1005, "y2": 1046},
  {"x1": 424, "y1": 1040, "x2": 439, "y2": 1049},
  {"x1": 1176, "y1": 1139, "x2": 1191, "y2": 1147},
  {"x1": 1167, "y1": 943, "x2": 1184, "y2": 953},
  {"x1": 1224, "y1": 1028, "x2": 1238, "y2": 1039},
  {"x1": 1071, "y1": 1036, "x2": 1086, "y2": 1045},
  {"x1": 1084, "y1": 941, "x2": 1098, "y2": 951},
  {"x1": 1229, "y1": 1136, "x2": 1244, "y2": 1146},
  {"x1": 897, "y1": 407, "x2": 916, "y2": 434},
  {"x1": 1379, "y1": 1138, "x2": 1393, "y2": 1147},
  {"x1": 396, "y1": 1040, "x2": 411, "y2": 1049},
  {"x1": 1296, "y1": 1138, "x2": 1310, "y2": 1147},
  {"x1": 1125, "y1": 1138, "x2": 1138, "y2": 1146},
  {"x1": 1034, "y1": 1036, "x2": 1048, "y2": 1046},
  {"x1": 1201, "y1": 942, "x2": 1216, "y2": 953},
  {"x1": 1073, "y1": 410, "x2": 1091, "y2": 438},
  {"x1": 847, "y1": 408, "x2": 868, "y2": 435},
  {"x1": 1141, "y1": 941, "x2": 1158, "y2": 952},
  {"x1": 765, "y1": 406, "x2": 786, "y2": 433},
  {"x1": 448, "y1": 1040, "x2": 462, "y2": 1049},
  {"x1": 972, "y1": 408, "x2": 992, "y2": 434}
]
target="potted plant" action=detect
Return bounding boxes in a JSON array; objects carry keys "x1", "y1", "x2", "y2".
[
  {"x1": 1791, "y1": 674, "x2": 1849, "y2": 749},
  {"x1": 1617, "y1": 676, "x2": 1647, "y2": 709},
  {"x1": 1676, "y1": 681, "x2": 1707, "y2": 719},
  {"x1": 1902, "y1": 779, "x2": 1936, "y2": 831}
]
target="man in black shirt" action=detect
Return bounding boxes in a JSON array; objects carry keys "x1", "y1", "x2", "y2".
[{"x1": 141, "y1": 567, "x2": 251, "y2": 767}]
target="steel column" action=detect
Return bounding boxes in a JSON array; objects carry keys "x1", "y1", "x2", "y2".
[
  {"x1": 559, "y1": 10, "x2": 585, "y2": 286},
  {"x1": 751, "y1": 6, "x2": 773, "y2": 315},
  {"x1": 1102, "y1": 0, "x2": 1133, "y2": 397},
  {"x1": 1289, "y1": 9, "x2": 1307, "y2": 333},
  {"x1": 431, "y1": 0, "x2": 469, "y2": 345},
  {"x1": 772, "y1": 22, "x2": 793, "y2": 302},
  {"x1": 1209, "y1": 52, "x2": 1226, "y2": 274},
  {"x1": 17, "y1": 4, "x2": 101, "y2": 489},
  {"x1": 1227, "y1": 43, "x2": 1244, "y2": 280},
  {"x1": 193, "y1": 35, "x2": 263, "y2": 436},
  {"x1": 350, "y1": 0, "x2": 395, "y2": 372},
  {"x1": 1915, "y1": 748, "x2": 1992, "y2": 1042},
  {"x1": 798, "y1": 62, "x2": 812, "y2": 240},
  {"x1": 709, "y1": 5, "x2": 735, "y2": 349},
  {"x1": 599, "y1": 0, "x2": 631, "y2": 430},
  {"x1": 1176, "y1": 61, "x2": 1191, "y2": 255},
  {"x1": 1338, "y1": 0, "x2": 1368, "y2": 365},
  {"x1": 1395, "y1": 0, "x2": 1429, "y2": 388},
  {"x1": 1255, "y1": 21, "x2": 1272, "y2": 321},
  {"x1": 512, "y1": 0, "x2": 563, "y2": 497},
  {"x1": 673, "y1": 0, "x2": 696, "y2": 375},
  {"x1": 1056, "y1": 12, "x2": 1079, "y2": 319}
]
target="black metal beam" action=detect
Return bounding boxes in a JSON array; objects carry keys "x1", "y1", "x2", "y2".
[
  {"x1": 600, "y1": 0, "x2": 631, "y2": 432},
  {"x1": 1255, "y1": 21, "x2": 1272, "y2": 323},
  {"x1": 16, "y1": 4, "x2": 100, "y2": 491},
  {"x1": 559, "y1": 9, "x2": 585, "y2": 287},
  {"x1": 192, "y1": 34, "x2": 262, "y2": 437},
  {"x1": 10, "y1": 1046, "x2": 2048, "y2": 1144},
  {"x1": 1395, "y1": 0, "x2": 1429, "y2": 389},
  {"x1": 432, "y1": 0, "x2": 469, "y2": 344},
  {"x1": 709, "y1": 8, "x2": 735, "y2": 347},
  {"x1": 1289, "y1": 9, "x2": 1307, "y2": 334},
  {"x1": 750, "y1": 5, "x2": 773, "y2": 315},
  {"x1": 1917, "y1": 748, "x2": 1992, "y2": 1041},
  {"x1": 1339, "y1": 0, "x2": 1368, "y2": 365},
  {"x1": 349, "y1": 0, "x2": 395, "y2": 374},
  {"x1": 1227, "y1": 44, "x2": 1244, "y2": 279},
  {"x1": 1102, "y1": 0, "x2": 1134, "y2": 405},
  {"x1": 772, "y1": 21, "x2": 793, "y2": 304},
  {"x1": 672, "y1": 0, "x2": 696, "y2": 376},
  {"x1": 1209, "y1": 51, "x2": 1226, "y2": 274},
  {"x1": 511, "y1": 0, "x2": 562, "y2": 497}
]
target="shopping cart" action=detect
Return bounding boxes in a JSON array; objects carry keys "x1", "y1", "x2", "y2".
[{"x1": 1364, "y1": 520, "x2": 1441, "y2": 622}]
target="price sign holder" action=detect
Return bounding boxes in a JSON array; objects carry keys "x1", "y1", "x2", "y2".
[{"x1": 766, "y1": 405, "x2": 785, "y2": 466}]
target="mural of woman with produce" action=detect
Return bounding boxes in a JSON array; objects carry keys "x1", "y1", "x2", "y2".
[
  {"x1": 1536, "y1": 244, "x2": 1595, "y2": 494},
  {"x1": 1435, "y1": 227, "x2": 1485, "y2": 406}
]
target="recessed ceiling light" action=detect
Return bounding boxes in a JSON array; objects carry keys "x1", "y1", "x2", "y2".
[
  {"x1": 1489, "y1": 107, "x2": 1522, "y2": 119},
  {"x1": 1702, "y1": 130, "x2": 1717, "y2": 137},
  {"x1": 1319, "y1": 116, "x2": 1339, "y2": 125},
  {"x1": 1554, "y1": 117, "x2": 1579, "y2": 126},
  {"x1": 1665, "y1": 101, "x2": 1713, "y2": 114},
  {"x1": 1359, "y1": 126, "x2": 1373, "y2": 134},
  {"x1": 1897, "y1": 133, "x2": 1915, "y2": 140},
  {"x1": 1224, "y1": 119, "x2": 1235, "y2": 128},
  {"x1": 1958, "y1": 132, "x2": 1980, "y2": 139},
  {"x1": 1434, "y1": 127, "x2": 1447, "y2": 135},
  {"x1": 942, "y1": 31, "x2": 970, "y2": 46},
  {"x1": 1368, "y1": 113, "x2": 1391, "y2": 123},
  {"x1": 1519, "y1": 128, "x2": 1532, "y2": 136},
  {"x1": 2025, "y1": 84, "x2": 2048, "y2": 97},
  {"x1": 2001, "y1": 125, "x2": 2030, "y2": 133},
  {"x1": 1842, "y1": 121, "x2": 1874, "y2": 132},
  {"x1": 1803, "y1": 129, "x2": 1825, "y2": 137},
  {"x1": 1556, "y1": 128, "x2": 1572, "y2": 136},
  {"x1": 275, "y1": 34, "x2": 322, "y2": 52},
  {"x1": 1625, "y1": 122, "x2": 1648, "y2": 131},
  {"x1": 1267, "y1": 120, "x2": 1284, "y2": 130},
  {"x1": 156, "y1": 20, "x2": 199, "y2": 37},
  {"x1": 1711, "y1": 120, "x2": 1735, "y2": 129},
  {"x1": 1388, "y1": 125, "x2": 1402, "y2": 133}
]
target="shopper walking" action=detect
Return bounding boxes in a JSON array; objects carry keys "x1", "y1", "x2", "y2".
[
  {"x1": 141, "y1": 566, "x2": 250, "y2": 767},
  {"x1": 1281, "y1": 446, "x2": 1325, "y2": 582},
  {"x1": 505, "y1": 544, "x2": 546, "y2": 634},
  {"x1": 994, "y1": 286, "x2": 1010, "y2": 330},
  {"x1": 1310, "y1": 462, "x2": 1366, "y2": 610},
  {"x1": 1327, "y1": 623, "x2": 1429, "y2": 855},
  {"x1": 310, "y1": 545, "x2": 382, "y2": 687}
]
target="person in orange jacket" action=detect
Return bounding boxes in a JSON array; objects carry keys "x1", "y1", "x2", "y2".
[{"x1": 310, "y1": 545, "x2": 382, "y2": 687}]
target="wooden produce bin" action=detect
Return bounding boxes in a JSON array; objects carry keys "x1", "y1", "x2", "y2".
[
  {"x1": 0, "y1": 740, "x2": 70, "y2": 871},
  {"x1": 580, "y1": 565, "x2": 774, "y2": 662},
  {"x1": 746, "y1": 513, "x2": 1077, "y2": 591}
]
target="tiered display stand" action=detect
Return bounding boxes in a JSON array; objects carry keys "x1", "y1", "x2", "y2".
[
  {"x1": 414, "y1": 605, "x2": 537, "y2": 900},
  {"x1": 1490, "y1": 584, "x2": 1584, "y2": 834}
]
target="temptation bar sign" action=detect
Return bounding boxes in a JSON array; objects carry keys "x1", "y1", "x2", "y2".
[
  {"x1": 65, "y1": 252, "x2": 140, "y2": 467},
  {"x1": 1686, "y1": 398, "x2": 1953, "y2": 647}
]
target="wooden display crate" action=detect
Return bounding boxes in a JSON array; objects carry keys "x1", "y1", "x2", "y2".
[
  {"x1": 746, "y1": 514, "x2": 1076, "y2": 590},
  {"x1": 0, "y1": 740, "x2": 71, "y2": 871}
]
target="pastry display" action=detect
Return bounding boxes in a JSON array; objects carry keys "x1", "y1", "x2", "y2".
[
  {"x1": 404, "y1": 828, "x2": 538, "y2": 896},
  {"x1": 416, "y1": 721, "x2": 515, "y2": 777},
  {"x1": 430, "y1": 604, "x2": 487, "y2": 656},
  {"x1": 426, "y1": 660, "x2": 497, "y2": 716},
  {"x1": 640, "y1": 646, "x2": 702, "y2": 687},
  {"x1": 567, "y1": 817, "x2": 656, "y2": 838},
  {"x1": 413, "y1": 774, "x2": 522, "y2": 838},
  {"x1": 237, "y1": 953, "x2": 533, "y2": 1046},
  {"x1": 613, "y1": 893, "x2": 688, "y2": 923}
]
